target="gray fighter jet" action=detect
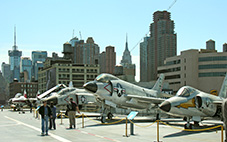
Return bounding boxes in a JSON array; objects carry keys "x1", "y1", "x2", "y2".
[
  {"x1": 44, "y1": 82, "x2": 98, "y2": 112},
  {"x1": 83, "y1": 73, "x2": 168, "y2": 123},
  {"x1": 159, "y1": 73, "x2": 227, "y2": 129}
]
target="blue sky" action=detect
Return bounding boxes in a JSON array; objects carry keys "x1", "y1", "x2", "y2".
[{"x1": 0, "y1": 0, "x2": 227, "y2": 81}]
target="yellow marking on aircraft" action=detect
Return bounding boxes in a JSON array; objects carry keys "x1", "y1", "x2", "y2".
[
  {"x1": 177, "y1": 98, "x2": 195, "y2": 109},
  {"x1": 210, "y1": 90, "x2": 218, "y2": 96}
]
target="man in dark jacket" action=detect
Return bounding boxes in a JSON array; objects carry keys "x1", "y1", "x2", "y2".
[
  {"x1": 38, "y1": 101, "x2": 52, "y2": 136},
  {"x1": 49, "y1": 102, "x2": 56, "y2": 130},
  {"x1": 67, "y1": 97, "x2": 80, "y2": 129}
]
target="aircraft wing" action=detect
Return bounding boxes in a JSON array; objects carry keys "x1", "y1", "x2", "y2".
[
  {"x1": 38, "y1": 84, "x2": 67, "y2": 99},
  {"x1": 125, "y1": 94, "x2": 166, "y2": 104}
]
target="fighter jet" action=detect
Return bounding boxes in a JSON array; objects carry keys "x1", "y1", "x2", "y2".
[
  {"x1": 9, "y1": 91, "x2": 28, "y2": 111},
  {"x1": 159, "y1": 73, "x2": 227, "y2": 129},
  {"x1": 8, "y1": 84, "x2": 66, "y2": 112},
  {"x1": 83, "y1": 73, "x2": 168, "y2": 123},
  {"x1": 43, "y1": 82, "x2": 97, "y2": 112}
]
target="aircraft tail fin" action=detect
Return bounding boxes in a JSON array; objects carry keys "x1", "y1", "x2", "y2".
[
  {"x1": 152, "y1": 74, "x2": 165, "y2": 94},
  {"x1": 69, "y1": 81, "x2": 73, "y2": 88},
  {"x1": 218, "y1": 73, "x2": 227, "y2": 98},
  {"x1": 24, "y1": 90, "x2": 27, "y2": 98},
  {"x1": 36, "y1": 90, "x2": 40, "y2": 98}
]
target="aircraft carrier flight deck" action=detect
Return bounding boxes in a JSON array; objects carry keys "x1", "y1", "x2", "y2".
[{"x1": 0, "y1": 109, "x2": 223, "y2": 142}]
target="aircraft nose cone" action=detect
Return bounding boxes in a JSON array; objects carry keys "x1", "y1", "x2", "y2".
[
  {"x1": 83, "y1": 82, "x2": 97, "y2": 93},
  {"x1": 160, "y1": 101, "x2": 171, "y2": 112}
]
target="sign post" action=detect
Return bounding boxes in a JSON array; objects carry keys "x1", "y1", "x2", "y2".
[{"x1": 127, "y1": 111, "x2": 138, "y2": 136}]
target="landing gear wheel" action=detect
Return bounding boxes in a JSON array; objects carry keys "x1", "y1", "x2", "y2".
[
  {"x1": 107, "y1": 113, "x2": 113, "y2": 120},
  {"x1": 184, "y1": 123, "x2": 192, "y2": 129},
  {"x1": 194, "y1": 121, "x2": 199, "y2": 127},
  {"x1": 101, "y1": 116, "x2": 106, "y2": 123}
]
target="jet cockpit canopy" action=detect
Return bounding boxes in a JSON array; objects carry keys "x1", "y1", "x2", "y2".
[
  {"x1": 176, "y1": 86, "x2": 196, "y2": 97},
  {"x1": 15, "y1": 93, "x2": 22, "y2": 98},
  {"x1": 95, "y1": 73, "x2": 119, "y2": 83}
]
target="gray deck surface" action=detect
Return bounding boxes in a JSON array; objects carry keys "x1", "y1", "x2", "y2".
[{"x1": 0, "y1": 109, "x2": 224, "y2": 142}]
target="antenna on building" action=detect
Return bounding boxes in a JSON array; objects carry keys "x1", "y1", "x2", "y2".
[
  {"x1": 126, "y1": 33, "x2": 129, "y2": 51},
  {"x1": 13, "y1": 25, "x2": 17, "y2": 50},
  {"x1": 167, "y1": 0, "x2": 177, "y2": 11},
  {"x1": 79, "y1": 31, "x2": 82, "y2": 40},
  {"x1": 72, "y1": 29, "x2": 74, "y2": 38}
]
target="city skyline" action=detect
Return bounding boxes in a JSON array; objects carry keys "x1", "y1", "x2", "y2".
[{"x1": 0, "y1": 0, "x2": 227, "y2": 81}]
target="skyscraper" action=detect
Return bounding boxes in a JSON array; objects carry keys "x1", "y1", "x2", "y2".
[
  {"x1": 20, "y1": 57, "x2": 32, "y2": 81},
  {"x1": 105, "y1": 46, "x2": 116, "y2": 74},
  {"x1": 8, "y1": 26, "x2": 22, "y2": 81},
  {"x1": 99, "y1": 46, "x2": 116, "y2": 74},
  {"x1": 120, "y1": 34, "x2": 132, "y2": 65},
  {"x1": 31, "y1": 51, "x2": 48, "y2": 80},
  {"x1": 70, "y1": 37, "x2": 99, "y2": 65},
  {"x1": 119, "y1": 35, "x2": 136, "y2": 82},
  {"x1": 83, "y1": 37, "x2": 100, "y2": 65},
  {"x1": 1, "y1": 62, "x2": 12, "y2": 83},
  {"x1": 140, "y1": 36, "x2": 149, "y2": 82},
  {"x1": 146, "y1": 11, "x2": 177, "y2": 81}
]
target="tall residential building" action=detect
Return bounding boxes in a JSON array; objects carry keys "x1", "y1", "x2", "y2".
[
  {"x1": 120, "y1": 35, "x2": 132, "y2": 65},
  {"x1": 158, "y1": 48, "x2": 227, "y2": 94},
  {"x1": 106, "y1": 46, "x2": 116, "y2": 74},
  {"x1": 223, "y1": 43, "x2": 227, "y2": 52},
  {"x1": 1, "y1": 62, "x2": 12, "y2": 83},
  {"x1": 146, "y1": 11, "x2": 177, "y2": 81},
  {"x1": 31, "y1": 51, "x2": 47, "y2": 80},
  {"x1": 206, "y1": 39, "x2": 215, "y2": 50},
  {"x1": 20, "y1": 57, "x2": 32, "y2": 81},
  {"x1": 99, "y1": 46, "x2": 116, "y2": 74},
  {"x1": 70, "y1": 37, "x2": 99, "y2": 65},
  {"x1": 8, "y1": 27, "x2": 22, "y2": 81},
  {"x1": 99, "y1": 51, "x2": 106, "y2": 73},
  {"x1": 70, "y1": 37, "x2": 84, "y2": 63},
  {"x1": 140, "y1": 36, "x2": 149, "y2": 82}
]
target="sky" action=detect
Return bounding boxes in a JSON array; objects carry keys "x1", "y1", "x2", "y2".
[{"x1": 0, "y1": 0, "x2": 227, "y2": 81}]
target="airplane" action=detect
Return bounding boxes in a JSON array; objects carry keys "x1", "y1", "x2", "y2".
[
  {"x1": 43, "y1": 82, "x2": 98, "y2": 113},
  {"x1": 8, "y1": 84, "x2": 67, "y2": 112},
  {"x1": 159, "y1": 73, "x2": 227, "y2": 129},
  {"x1": 8, "y1": 91, "x2": 28, "y2": 111},
  {"x1": 83, "y1": 73, "x2": 170, "y2": 123}
]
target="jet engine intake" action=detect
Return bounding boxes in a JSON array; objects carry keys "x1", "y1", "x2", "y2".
[{"x1": 195, "y1": 96, "x2": 217, "y2": 117}]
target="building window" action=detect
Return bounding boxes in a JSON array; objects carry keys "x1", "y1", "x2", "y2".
[
  {"x1": 165, "y1": 75, "x2": 181, "y2": 80},
  {"x1": 199, "y1": 64, "x2": 227, "y2": 69},
  {"x1": 199, "y1": 56, "x2": 227, "y2": 62},
  {"x1": 199, "y1": 72, "x2": 226, "y2": 77},
  {"x1": 158, "y1": 67, "x2": 181, "y2": 74}
]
